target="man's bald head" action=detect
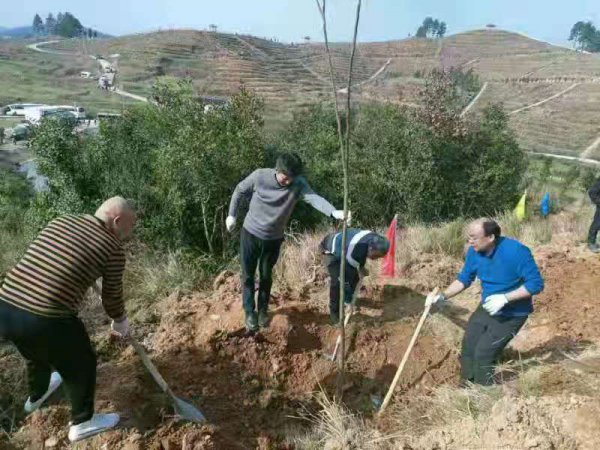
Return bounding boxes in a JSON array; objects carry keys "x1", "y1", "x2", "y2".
[{"x1": 95, "y1": 197, "x2": 136, "y2": 240}]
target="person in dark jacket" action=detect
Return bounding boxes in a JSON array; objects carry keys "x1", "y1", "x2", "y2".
[
  {"x1": 320, "y1": 229, "x2": 390, "y2": 325},
  {"x1": 587, "y1": 178, "x2": 600, "y2": 253},
  {"x1": 428, "y1": 218, "x2": 544, "y2": 385}
]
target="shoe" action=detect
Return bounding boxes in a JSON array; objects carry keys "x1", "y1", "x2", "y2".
[
  {"x1": 245, "y1": 312, "x2": 259, "y2": 332},
  {"x1": 329, "y1": 312, "x2": 340, "y2": 327},
  {"x1": 258, "y1": 310, "x2": 270, "y2": 328},
  {"x1": 588, "y1": 243, "x2": 600, "y2": 253},
  {"x1": 24, "y1": 372, "x2": 62, "y2": 414},
  {"x1": 68, "y1": 413, "x2": 120, "y2": 442}
]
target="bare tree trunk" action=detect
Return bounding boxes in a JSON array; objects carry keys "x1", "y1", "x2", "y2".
[
  {"x1": 316, "y1": 0, "x2": 362, "y2": 400},
  {"x1": 200, "y1": 200, "x2": 214, "y2": 254}
]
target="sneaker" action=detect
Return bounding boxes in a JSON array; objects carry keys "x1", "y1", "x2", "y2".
[
  {"x1": 258, "y1": 310, "x2": 270, "y2": 328},
  {"x1": 24, "y1": 372, "x2": 62, "y2": 414},
  {"x1": 588, "y1": 243, "x2": 600, "y2": 253},
  {"x1": 245, "y1": 312, "x2": 259, "y2": 332},
  {"x1": 68, "y1": 413, "x2": 120, "y2": 442}
]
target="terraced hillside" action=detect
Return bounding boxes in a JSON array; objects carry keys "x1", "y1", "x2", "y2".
[
  {"x1": 0, "y1": 39, "x2": 137, "y2": 115},
  {"x1": 5, "y1": 28, "x2": 600, "y2": 156}
]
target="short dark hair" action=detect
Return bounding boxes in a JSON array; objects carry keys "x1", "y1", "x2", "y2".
[
  {"x1": 482, "y1": 219, "x2": 501, "y2": 239},
  {"x1": 276, "y1": 152, "x2": 303, "y2": 177}
]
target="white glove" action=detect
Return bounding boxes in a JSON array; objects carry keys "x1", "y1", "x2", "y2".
[
  {"x1": 111, "y1": 317, "x2": 130, "y2": 337},
  {"x1": 425, "y1": 292, "x2": 446, "y2": 307},
  {"x1": 483, "y1": 294, "x2": 508, "y2": 316},
  {"x1": 225, "y1": 215, "x2": 236, "y2": 232},
  {"x1": 332, "y1": 210, "x2": 352, "y2": 225}
]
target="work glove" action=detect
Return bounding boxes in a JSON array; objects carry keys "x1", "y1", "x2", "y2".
[
  {"x1": 225, "y1": 215, "x2": 236, "y2": 232},
  {"x1": 482, "y1": 294, "x2": 508, "y2": 316},
  {"x1": 111, "y1": 317, "x2": 130, "y2": 338},
  {"x1": 332, "y1": 210, "x2": 352, "y2": 225},
  {"x1": 425, "y1": 291, "x2": 446, "y2": 307}
]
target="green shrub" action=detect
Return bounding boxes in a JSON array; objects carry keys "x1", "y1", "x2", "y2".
[
  {"x1": 28, "y1": 78, "x2": 265, "y2": 255},
  {"x1": 276, "y1": 69, "x2": 524, "y2": 228}
]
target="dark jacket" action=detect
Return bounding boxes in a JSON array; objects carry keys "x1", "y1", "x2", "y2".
[{"x1": 589, "y1": 179, "x2": 600, "y2": 205}]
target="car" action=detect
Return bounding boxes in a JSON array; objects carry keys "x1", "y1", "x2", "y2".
[{"x1": 2, "y1": 103, "x2": 45, "y2": 116}]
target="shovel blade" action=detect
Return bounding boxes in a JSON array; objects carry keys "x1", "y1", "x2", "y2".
[{"x1": 173, "y1": 397, "x2": 206, "y2": 423}]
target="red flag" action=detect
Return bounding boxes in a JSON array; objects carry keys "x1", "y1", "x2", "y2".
[{"x1": 381, "y1": 215, "x2": 397, "y2": 278}]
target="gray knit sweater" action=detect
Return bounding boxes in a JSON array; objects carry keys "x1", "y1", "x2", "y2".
[{"x1": 228, "y1": 168, "x2": 336, "y2": 240}]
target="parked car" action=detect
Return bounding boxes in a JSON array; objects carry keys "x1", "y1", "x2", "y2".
[{"x1": 2, "y1": 103, "x2": 45, "y2": 116}]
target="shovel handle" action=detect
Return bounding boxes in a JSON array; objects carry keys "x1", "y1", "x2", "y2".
[
  {"x1": 130, "y1": 337, "x2": 178, "y2": 402},
  {"x1": 378, "y1": 287, "x2": 438, "y2": 416}
]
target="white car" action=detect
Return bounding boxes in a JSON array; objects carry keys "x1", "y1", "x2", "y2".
[{"x1": 3, "y1": 103, "x2": 45, "y2": 116}]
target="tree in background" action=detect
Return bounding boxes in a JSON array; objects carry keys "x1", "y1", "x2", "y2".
[
  {"x1": 54, "y1": 12, "x2": 84, "y2": 38},
  {"x1": 569, "y1": 21, "x2": 600, "y2": 52},
  {"x1": 44, "y1": 13, "x2": 57, "y2": 35},
  {"x1": 28, "y1": 79, "x2": 264, "y2": 255},
  {"x1": 32, "y1": 14, "x2": 44, "y2": 35},
  {"x1": 416, "y1": 17, "x2": 447, "y2": 39},
  {"x1": 277, "y1": 68, "x2": 523, "y2": 226}
]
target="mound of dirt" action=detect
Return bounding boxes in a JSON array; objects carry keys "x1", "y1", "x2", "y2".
[
  {"x1": 511, "y1": 247, "x2": 600, "y2": 355},
  {"x1": 408, "y1": 394, "x2": 600, "y2": 450},
  {"x1": 8, "y1": 271, "x2": 458, "y2": 449}
]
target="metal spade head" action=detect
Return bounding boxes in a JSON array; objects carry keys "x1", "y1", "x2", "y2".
[{"x1": 173, "y1": 397, "x2": 206, "y2": 423}]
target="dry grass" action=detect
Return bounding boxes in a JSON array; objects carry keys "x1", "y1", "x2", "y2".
[
  {"x1": 274, "y1": 231, "x2": 327, "y2": 297},
  {"x1": 291, "y1": 392, "x2": 383, "y2": 450},
  {"x1": 0, "y1": 345, "x2": 28, "y2": 438}
]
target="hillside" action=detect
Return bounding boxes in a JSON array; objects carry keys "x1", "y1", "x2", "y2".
[{"x1": 2, "y1": 27, "x2": 600, "y2": 156}]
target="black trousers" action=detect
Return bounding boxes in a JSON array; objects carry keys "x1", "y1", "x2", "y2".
[
  {"x1": 461, "y1": 305, "x2": 527, "y2": 385},
  {"x1": 325, "y1": 255, "x2": 360, "y2": 317},
  {"x1": 240, "y1": 228, "x2": 283, "y2": 316},
  {"x1": 0, "y1": 301, "x2": 96, "y2": 424},
  {"x1": 588, "y1": 205, "x2": 600, "y2": 244}
]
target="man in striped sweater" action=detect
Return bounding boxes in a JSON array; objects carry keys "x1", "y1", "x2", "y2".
[
  {"x1": 0, "y1": 197, "x2": 136, "y2": 442},
  {"x1": 320, "y1": 228, "x2": 390, "y2": 325}
]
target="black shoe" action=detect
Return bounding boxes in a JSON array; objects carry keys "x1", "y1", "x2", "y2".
[
  {"x1": 258, "y1": 310, "x2": 270, "y2": 328},
  {"x1": 245, "y1": 312, "x2": 259, "y2": 332},
  {"x1": 329, "y1": 312, "x2": 340, "y2": 327},
  {"x1": 588, "y1": 243, "x2": 600, "y2": 253}
]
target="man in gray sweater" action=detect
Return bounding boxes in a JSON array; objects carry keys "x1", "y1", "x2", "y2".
[{"x1": 227, "y1": 152, "x2": 348, "y2": 332}]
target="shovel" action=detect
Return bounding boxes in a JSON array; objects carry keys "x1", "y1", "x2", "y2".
[
  {"x1": 129, "y1": 337, "x2": 206, "y2": 423},
  {"x1": 377, "y1": 287, "x2": 439, "y2": 416}
]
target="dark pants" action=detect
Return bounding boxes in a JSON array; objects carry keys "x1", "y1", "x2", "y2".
[
  {"x1": 240, "y1": 228, "x2": 283, "y2": 316},
  {"x1": 0, "y1": 301, "x2": 96, "y2": 424},
  {"x1": 460, "y1": 305, "x2": 527, "y2": 385},
  {"x1": 588, "y1": 205, "x2": 600, "y2": 244},
  {"x1": 326, "y1": 255, "x2": 360, "y2": 317}
]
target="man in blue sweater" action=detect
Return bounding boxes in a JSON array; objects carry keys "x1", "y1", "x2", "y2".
[
  {"x1": 428, "y1": 218, "x2": 544, "y2": 385},
  {"x1": 227, "y1": 153, "x2": 348, "y2": 332},
  {"x1": 320, "y1": 229, "x2": 389, "y2": 325}
]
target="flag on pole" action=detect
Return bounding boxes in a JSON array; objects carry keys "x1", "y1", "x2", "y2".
[
  {"x1": 514, "y1": 191, "x2": 527, "y2": 222},
  {"x1": 381, "y1": 215, "x2": 397, "y2": 278},
  {"x1": 540, "y1": 192, "x2": 550, "y2": 218}
]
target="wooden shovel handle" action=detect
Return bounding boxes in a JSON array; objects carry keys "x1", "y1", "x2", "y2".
[{"x1": 378, "y1": 287, "x2": 439, "y2": 415}]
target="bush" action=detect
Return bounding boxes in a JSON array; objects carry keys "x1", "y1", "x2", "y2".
[
  {"x1": 28, "y1": 78, "x2": 265, "y2": 255},
  {"x1": 0, "y1": 170, "x2": 33, "y2": 279},
  {"x1": 276, "y1": 69, "x2": 525, "y2": 228}
]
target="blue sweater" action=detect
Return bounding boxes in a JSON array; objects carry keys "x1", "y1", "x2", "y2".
[{"x1": 457, "y1": 237, "x2": 544, "y2": 317}]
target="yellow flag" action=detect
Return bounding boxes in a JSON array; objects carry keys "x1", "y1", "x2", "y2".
[{"x1": 514, "y1": 191, "x2": 527, "y2": 221}]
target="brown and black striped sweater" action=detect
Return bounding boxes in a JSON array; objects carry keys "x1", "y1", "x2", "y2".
[{"x1": 0, "y1": 214, "x2": 126, "y2": 319}]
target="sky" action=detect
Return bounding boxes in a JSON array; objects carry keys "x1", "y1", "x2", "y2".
[{"x1": 1, "y1": 0, "x2": 599, "y2": 45}]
